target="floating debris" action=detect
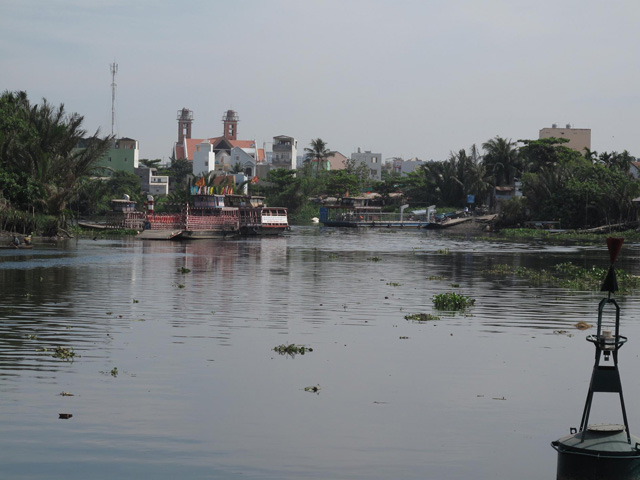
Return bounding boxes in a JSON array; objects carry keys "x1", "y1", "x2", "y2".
[
  {"x1": 367, "y1": 256, "x2": 382, "y2": 262},
  {"x1": 110, "y1": 367, "x2": 118, "y2": 377},
  {"x1": 59, "y1": 392, "x2": 74, "y2": 397},
  {"x1": 436, "y1": 248, "x2": 450, "y2": 255},
  {"x1": 387, "y1": 282, "x2": 402, "y2": 287},
  {"x1": 58, "y1": 413, "x2": 73, "y2": 419},
  {"x1": 304, "y1": 385, "x2": 321, "y2": 393},
  {"x1": 132, "y1": 299, "x2": 139, "y2": 303},
  {"x1": 179, "y1": 267, "x2": 191, "y2": 274},
  {"x1": 273, "y1": 344, "x2": 313, "y2": 357},
  {"x1": 574, "y1": 321, "x2": 592, "y2": 330},
  {"x1": 404, "y1": 313, "x2": 440, "y2": 322},
  {"x1": 177, "y1": 284, "x2": 185, "y2": 289}
]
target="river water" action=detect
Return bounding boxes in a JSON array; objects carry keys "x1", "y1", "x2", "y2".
[{"x1": 2, "y1": 227, "x2": 640, "y2": 479}]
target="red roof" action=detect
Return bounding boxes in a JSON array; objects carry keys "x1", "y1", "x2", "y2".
[{"x1": 175, "y1": 136, "x2": 259, "y2": 161}]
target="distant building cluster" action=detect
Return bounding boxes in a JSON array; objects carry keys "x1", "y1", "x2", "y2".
[{"x1": 88, "y1": 111, "x2": 594, "y2": 197}]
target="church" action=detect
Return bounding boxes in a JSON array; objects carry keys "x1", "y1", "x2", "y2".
[{"x1": 173, "y1": 108, "x2": 264, "y2": 177}]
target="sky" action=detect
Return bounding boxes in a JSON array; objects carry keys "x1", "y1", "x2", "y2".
[{"x1": 2, "y1": 0, "x2": 639, "y2": 163}]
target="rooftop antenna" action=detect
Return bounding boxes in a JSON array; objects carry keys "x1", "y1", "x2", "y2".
[{"x1": 110, "y1": 61, "x2": 118, "y2": 136}]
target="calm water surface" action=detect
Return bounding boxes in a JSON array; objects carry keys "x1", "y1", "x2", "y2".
[{"x1": 2, "y1": 227, "x2": 640, "y2": 479}]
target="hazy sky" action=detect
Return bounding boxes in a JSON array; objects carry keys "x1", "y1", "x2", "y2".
[{"x1": 2, "y1": 0, "x2": 639, "y2": 163}]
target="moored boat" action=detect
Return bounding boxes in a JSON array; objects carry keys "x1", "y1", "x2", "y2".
[
  {"x1": 140, "y1": 193, "x2": 240, "y2": 239},
  {"x1": 319, "y1": 197, "x2": 434, "y2": 228},
  {"x1": 225, "y1": 194, "x2": 289, "y2": 235}
]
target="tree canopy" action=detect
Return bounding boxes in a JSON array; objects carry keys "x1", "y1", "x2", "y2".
[{"x1": 0, "y1": 90, "x2": 111, "y2": 223}]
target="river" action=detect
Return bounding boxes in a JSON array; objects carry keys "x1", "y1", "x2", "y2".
[{"x1": 1, "y1": 227, "x2": 640, "y2": 479}]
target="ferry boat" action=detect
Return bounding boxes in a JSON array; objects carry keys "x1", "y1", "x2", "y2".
[
  {"x1": 225, "y1": 194, "x2": 289, "y2": 235},
  {"x1": 319, "y1": 197, "x2": 434, "y2": 228},
  {"x1": 140, "y1": 192, "x2": 239, "y2": 239}
]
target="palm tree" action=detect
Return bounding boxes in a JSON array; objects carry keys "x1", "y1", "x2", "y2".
[
  {"x1": 304, "y1": 138, "x2": 334, "y2": 178},
  {"x1": 482, "y1": 137, "x2": 520, "y2": 187},
  {"x1": 1, "y1": 92, "x2": 111, "y2": 219}
]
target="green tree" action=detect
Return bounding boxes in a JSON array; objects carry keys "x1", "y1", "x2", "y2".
[
  {"x1": 169, "y1": 158, "x2": 192, "y2": 189},
  {"x1": 140, "y1": 158, "x2": 162, "y2": 169},
  {"x1": 0, "y1": 90, "x2": 111, "y2": 221},
  {"x1": 482, "y1": 136, "x2": 520, "y2": 187}
]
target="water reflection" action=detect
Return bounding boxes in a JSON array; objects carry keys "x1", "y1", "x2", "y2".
[{"x1": 1, "y1": 229, "x2": 639, "y2": 479}]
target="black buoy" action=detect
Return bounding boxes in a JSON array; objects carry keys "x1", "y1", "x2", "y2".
[{"x1": 552, "y1": 238, "x2": 640, "y2": 479}]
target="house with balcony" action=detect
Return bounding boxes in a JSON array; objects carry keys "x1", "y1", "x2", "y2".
[
  {"x1": 271, "y1": 135, "x2": 297, "y2": 170},
  {"x1": 351, "y1": 148, "x2": 382, "y2": 181},
  {"x1": 135, "y1": 167, "x2": 169, "y2": 195}
]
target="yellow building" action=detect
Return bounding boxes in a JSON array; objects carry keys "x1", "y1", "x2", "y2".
[{"x1": 539, "y1": 124, "x2": 591, "y2": 154}]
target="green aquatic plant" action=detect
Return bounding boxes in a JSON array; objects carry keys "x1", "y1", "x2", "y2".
[
  {"x1": 486, "y1": 262, "x2": 640, "y2": 293},
  {"x1": 387, "y1": 282, "x2": 402, "y2": 287},
  {"x1": 432, "y1": 292, "x2": 476, "y2": 311},
  {"x1": 52, "y1": 346, "x2": 77, "y2": 361},
  {"x1": 273, "y1": 344, "x2": 313, "y2": 357},
  {"x1": 404, "y1": 313, "x2": 441, "y2": 322},
  {"x1": 436, "y1": 248, "x2": 450, "y2": 255},
  {"x1": 179, "y1": 267, "x2": 191, "y2": 274},
  {"x1": 110, "y1": 367, "x2": 118, "y2": 377},
  {"x1": 367, "y1": 256, "x2": 382, "y2": 262}
]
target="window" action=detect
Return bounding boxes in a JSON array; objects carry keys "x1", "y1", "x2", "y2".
[{"x1": 205, "y1": 161, "x2": 208, "y2": 167}]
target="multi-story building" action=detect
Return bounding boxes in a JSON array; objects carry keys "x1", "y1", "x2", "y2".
[
  {"x1": 400, "y1": 158, "x2": 425, "y2": 176},
  {"x1": 271, "y1": 135, "x2": 297, "y2": 170},
  {"x1": 94, "y1": 137, "x2": 139, "y2": 174},
  {"x1": 539, "y1": 124, "x2": 591, "y2": 154},
  {"x1": 351, "y1": 148, "x2": 382, "y2": 181},
  {"x1": 135, "y1": 167, "x2": 169, "y2": 195},
  {"x1": 327, "y1": 152, "x2": 348, "y2": 171}
]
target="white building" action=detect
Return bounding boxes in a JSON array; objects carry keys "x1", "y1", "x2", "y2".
[
  {"x1": 351, "y1": 148, "x2": 382, "y2": 181},
  {"x1": 135, "y1": 167, "x2": 169, "y2": 196},
  {"x1": 192, "y1": 140, "x2": 216, "y2": 176},
  {"x1": 229, "y1": 146, "x2": 256, "y2": 177}
]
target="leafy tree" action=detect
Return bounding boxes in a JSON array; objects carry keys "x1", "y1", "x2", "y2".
[
  {"x1": 140, "y1": 158, "x2": 162, "y2": 169},
  {"x1": 324, "y1": 170, "x2": 360, "y2": 197},
  {"x1": 169, "y1": 158, "x2": 192, "y2": 189},
  {"x1": 518, "y1": 137, "x2": 579, "y2": 174}
]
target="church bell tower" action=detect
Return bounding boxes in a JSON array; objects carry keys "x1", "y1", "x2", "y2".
[{"x1": 222, "y1": 110, "x2": 239, "y2": 141}]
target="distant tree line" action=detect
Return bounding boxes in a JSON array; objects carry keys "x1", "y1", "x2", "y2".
[
  {"x1": 2, "y1": 91, "x2": 637, "y2": 232},
  {"x1": 260, "y1": 137, "x2": 640, "y2": 229}
]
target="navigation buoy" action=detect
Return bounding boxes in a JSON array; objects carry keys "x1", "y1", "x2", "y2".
[{"x1": 552, "y1": 238, "x2": 640, "y2": 479}]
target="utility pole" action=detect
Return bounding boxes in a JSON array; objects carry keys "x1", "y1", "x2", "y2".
[{"x1": 110, "y1": 61, "x2": 118, "y2": 136}]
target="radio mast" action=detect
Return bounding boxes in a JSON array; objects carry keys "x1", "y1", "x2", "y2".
[{"x1": 110, "y1": 61, "x2": 118, "y2": 136}]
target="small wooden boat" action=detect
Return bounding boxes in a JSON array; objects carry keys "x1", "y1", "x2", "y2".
[{"x1": 0, "y1": 244, "x2": 33, "y2": 249}]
